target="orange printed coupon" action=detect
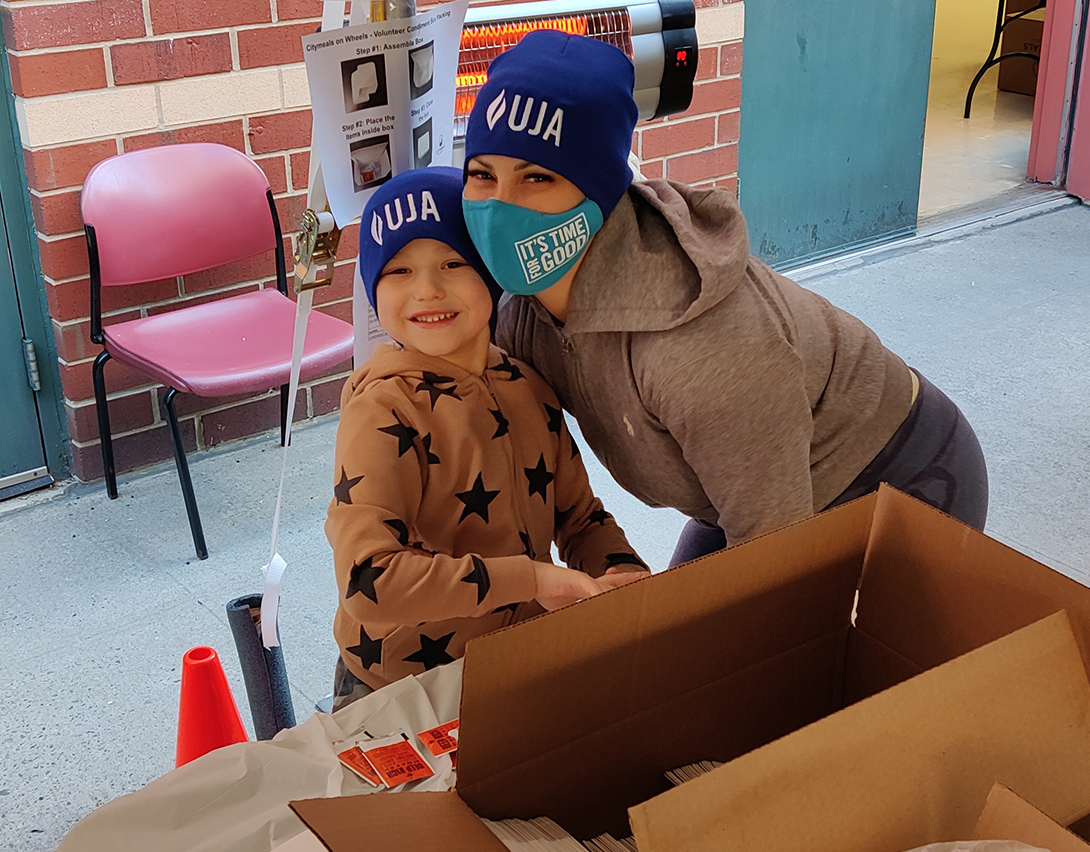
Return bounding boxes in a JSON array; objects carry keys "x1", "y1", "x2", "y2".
[
  {"x1": 417, "y1": 719, "x2": 459, "y2": 757},
  {"x1": 337, "y1": 745, "x2": 382, "y2": 787},
  {"x1": 359, "y1": 734, "x2": 434, "y2": 788}
]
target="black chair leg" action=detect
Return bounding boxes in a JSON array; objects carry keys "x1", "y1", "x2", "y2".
[
  {"x1": 162, "y1": 387, "x2": 208, "y2": 560},
  {"x1": 279, "y1": 383, "x2": 290, "y2": 447},
  {"x1": 92, "y1": 351, "x2": 118, "y2": 500}
]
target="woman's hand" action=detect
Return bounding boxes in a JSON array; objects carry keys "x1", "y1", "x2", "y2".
[{"x1": 532, "y1": 562, "x2": 646, "y2": 611}]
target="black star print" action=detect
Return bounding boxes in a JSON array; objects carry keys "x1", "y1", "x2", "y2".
[
  {"x1": 570, "y1": 434, "x2": 581, "y2": 458},
  {"x1": 555, "y1": 504, "x2": 576, "y2": 531},
  {"x1": 422, "y1": 433, "x2": 440, "y2": 465},
  {"x1": 519, "y1": 531, "x2": 534, "y2": 558},
  {"x1": 415, "y1": 372, "x2": 461, "y2": 410},
  {"x1": 461, "y1": 555, "x2": 491, "y2": 604},
  {"x1": 524, "y1": 454, "x2": 554, "y2": 502},
  {"x1": 456, "y1": 473, "x2": 500, "y2": 524},
  {"x1": 403, "y1": 631, "x2": 456, "y2": 670},
  {"x1": 489, "y1": 408, "x2": 509, "y2": 439},
  {"x1": 489, "y1": 354, "x2": 524, "y2": 381},
  {"x1": 378, "y1": 411, "x2": 418, "y2": 457},
  {"x1": 544, "y1": 403, "x2": 563, "y2": 435},
  {"x1": 346, "y1": 556, "x2": 386, "y2": 604},
  {"x1": 588, "y1": 508, "x2": 611, "y2": 526},
  {"x1": 384, "y1": 518, "x2": 409, "y2": 546},
  {"x1": 334, "y1": 466, "x2": 364, "y2": 505},
  {"x1": 346, "y1": 626, "x2": 383, "y2": 669},
  {"x1": 606, "y1": 552, "x2": 649, "y2": 570}
]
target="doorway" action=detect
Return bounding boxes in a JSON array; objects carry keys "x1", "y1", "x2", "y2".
[{"x1": 919, "y1": 0, "x2": 1046, "y2": 219}]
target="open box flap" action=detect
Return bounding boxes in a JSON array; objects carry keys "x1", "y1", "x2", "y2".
[
  {"x1": 855, "y1": 485, "x2": 1090, "y2": 678},
  {"x1": 974, "y1": 784, "x2": 1090, "y2": 852},
  {"x1": 455, "y1": 494, "x2": 875, "y2": 833},
  {"x1": 289, "y1": 791, "x2": 507, "y2": 852},
  {"x1": 629, "y1": 611, "x2": 1090, "y2": 852}
]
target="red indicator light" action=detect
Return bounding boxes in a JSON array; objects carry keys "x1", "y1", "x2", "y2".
[{"x1": 676, "y1": 49, "x2": 688, "y2": 66}]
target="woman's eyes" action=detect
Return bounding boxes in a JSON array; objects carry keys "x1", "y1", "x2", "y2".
[
  {"x1": 466, "y1": 168, "x2": 495, "y2": 182},
  {"x1": 525, "y1": 172, "x2": 555, "y2": 183}
]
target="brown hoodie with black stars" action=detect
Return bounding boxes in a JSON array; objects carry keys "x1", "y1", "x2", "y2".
[{"x1": 326, "y1": 342, "x2": 644, "y2": 689}]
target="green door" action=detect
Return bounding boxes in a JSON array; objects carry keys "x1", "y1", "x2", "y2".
[
  {"x1": 738, "y1": 0, "x2": 937, "y2": 268},
  {"x1": 0, "y1": 30, "x2": 67, "y2": 497},
  {"x1": 0, "y1": 195, "x2": 51, "y2": 494}
]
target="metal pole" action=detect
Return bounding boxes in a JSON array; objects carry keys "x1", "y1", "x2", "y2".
[{"x1": 371, "y1": 0, "x2": 415, "y2": 21}]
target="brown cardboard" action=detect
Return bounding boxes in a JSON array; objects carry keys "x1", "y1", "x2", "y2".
[
  {"x1": 974, "y1": 784, "x2": 1090, "y2": 852},
  {"x1": 999, "y1": 15, "x2": 1044, "y2": 96},
  {"x1": 289, "y1": 792, "x2": 507, "y2": 852},
  {"x1": 293, "y1": 486, "x2": 1090, "y2": 851}
]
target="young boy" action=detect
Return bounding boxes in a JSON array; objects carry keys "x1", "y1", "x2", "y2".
[{"x1": 327, "y1": 167, "x2": 647, "y2": 704}]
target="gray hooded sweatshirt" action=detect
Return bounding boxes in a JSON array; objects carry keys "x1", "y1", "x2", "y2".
[{"x1": 495, "y1": 179, "x2": 913, "y2": 545}]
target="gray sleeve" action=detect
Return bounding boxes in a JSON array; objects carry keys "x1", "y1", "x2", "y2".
[{"x1": 639, "y1": 339, "x2": 816, "y2": 544}]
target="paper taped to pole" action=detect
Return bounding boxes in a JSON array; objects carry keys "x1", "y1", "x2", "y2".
[{"x1": 302, "y1": 0, "x2": 468, "y2": 227}]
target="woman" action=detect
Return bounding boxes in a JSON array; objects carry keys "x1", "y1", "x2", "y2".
[{"x1": 461, "y1": 30, "x2": 988, "y2": 565}]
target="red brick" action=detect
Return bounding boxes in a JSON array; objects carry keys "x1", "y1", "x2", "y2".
[
  {"x1": 274, "y1": 194, "x2": 308, "y2": 233},
  {"x1": 310, "y1": 374, "x2": 348, "y2": 416},
  {"x1": 70, "y1": 419, "x2": 196, "y2": 482},
  {"x1": 31, "y1": 189, "x2": 84, "y2": 237},
  {"x1": 637, "y1": 159, "x2": 665, "y2": 180},
  {"x1": 8, "y1": 48, "x2": 107, "y2": 97},
  {"x1": 255, "y1": 155, "x2": 288, "y2": 194},
  {"x1": 38, "y1": 234, "x2": 89, "y2": 280},
  {"x1": 718, "y1": 111, "x2": 741, "y2": 146},
  {"x1": 312, "y1": 260, "x2": 353, "y2": 306},
  {"x1": 149, "y1": 0, "x2": 271, "y2": 35},
  {"x1": 66, "y1": 391, "x2": 156, "y2": 443},
  {"x1": 123, "y1": 120, "x2": 247, "y2": 153},
  {"x1": 238, "y1": 21, "x2": 317, "y2": 69},
  {"x1": 45, "y1": 277, "x2": 90, "y2": 322},
  {"x1": 720, "y1": 41, "x2": 743, "y2": 77},
  {"x1": 2, "y1": 0, "x2": 145, "y2": 51},
  {"x1": 718, "y1": 175, "x2": 739, "y2": 195},
  {"x1": 695, "y1": 46, "x2": 718, "y2": 82},
  {"x1": 320, "y1": 298, "x2": 352, "y2": 326},
  {"x1": 111, "y1": 34, "x2": 231, "y2": 86},
  {"x1": 641, "y1": 116, "x2": 715, "y2": 159},
  {"x1": 276, "y1": 0, "x2": 322, "y2": 20},
  {"x1": 680, "y1": 77, "x2": 742, "y2": 119},
  {"x1": 338, "y1": 224, "x2": 359, "y2": 258},
  {"x1": 289, "y1": 150, "x2": 310, "y2": 191},
  {"x1": 666, "y1": 144, "x2": 738, "y2": 184},
  {"x1": 52, "y1": 315, "x2": 131, "y2": 361},
  {"x1": 182, "y1": 250, "x2": 279, "y2": 294},
  {"x1": 59, "y1": 354, "x2": 156, "y2": 402},
  {"x1": 248, "y1": 110, "x2": 311, "y2": 154},
  {"x1": 45, "y1": 276, "x2": 174, "y2": 323},
  {"x1": 23, "y1": 140, "x2": 118, "y2": 192},
  {"x1": 201, "y1": 395, "x2": 283, "y2": 446}
]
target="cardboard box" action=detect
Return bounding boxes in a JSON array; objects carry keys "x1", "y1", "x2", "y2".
[
  {"x1": 974, "y1": 784, "x2": 1090, "y2": 852},
  {"x1": 291, "y1": 486, "x2": 1090, "y2": 851},
  {"x1": 998, "y1": 15, "x2": 1044, "y2": 97}
]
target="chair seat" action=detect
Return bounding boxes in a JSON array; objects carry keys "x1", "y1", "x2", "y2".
[{"x1": 103, "y1": 288, "x2": 354, "y2": 396}]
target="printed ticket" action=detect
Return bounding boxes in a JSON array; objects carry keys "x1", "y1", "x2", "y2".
[
  {"x1": 417, "y1": 719, "x2": 459, "y2": 757},
  {"x1": 336, "y1": 744, "x2": 383, "y2": 787},
  {"x1": 359, "y1": 733, "x2": 435, "y2": 788}
]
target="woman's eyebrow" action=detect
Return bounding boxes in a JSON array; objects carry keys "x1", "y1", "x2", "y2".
[{"x1": 514, "y1": 160, "x2": 547, "y2": 172}]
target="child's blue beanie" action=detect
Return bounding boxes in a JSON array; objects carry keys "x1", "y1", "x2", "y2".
[
  {"x1": 359, "y1": 166, "x2": 501, "y2": 312},
  {"x1": 464, "y1": 31, "x2": 638, "y2": 218}
]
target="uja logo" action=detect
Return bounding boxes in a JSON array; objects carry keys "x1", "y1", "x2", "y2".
[
  {"x1": 370, "y1": 190, "x2": 441, "y2": 246},
  {"x1": 484, "y1": 89, "x2": 564, "y2": 147}
]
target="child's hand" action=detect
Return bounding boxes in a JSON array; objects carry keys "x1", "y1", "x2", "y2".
[{"x1": 533, "y1": 562, "x2": 614, "y2": 611}]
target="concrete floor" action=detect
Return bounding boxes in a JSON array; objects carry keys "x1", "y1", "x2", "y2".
[{"x1": 3, "y1": 201, "x2": 1089, "y2": 851}]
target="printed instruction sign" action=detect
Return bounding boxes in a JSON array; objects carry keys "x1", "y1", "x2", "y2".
[{"x1": 302, "y1": 0, "x2": 468, "y2": 227}]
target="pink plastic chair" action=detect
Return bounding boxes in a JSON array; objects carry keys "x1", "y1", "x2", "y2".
[{"x1": 82, "y1": 143, "x2": 354, "y2": 559}]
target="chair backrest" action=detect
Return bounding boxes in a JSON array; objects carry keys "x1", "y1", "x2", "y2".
[{"x1": 81, "y1": 143, "x2": 280, "y2": 286}]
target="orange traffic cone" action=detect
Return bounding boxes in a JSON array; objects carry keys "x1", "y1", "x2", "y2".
[{"x1": 175, "y1": 646, "x2": 248, "y2": 767}]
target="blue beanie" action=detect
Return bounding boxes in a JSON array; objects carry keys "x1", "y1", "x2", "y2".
[
  {"x1": 464, "y1": 31, "x2": 638, "y2": 218},
  {"x1": 359, "y1": 166, "x2": 501, "y2": 313}
]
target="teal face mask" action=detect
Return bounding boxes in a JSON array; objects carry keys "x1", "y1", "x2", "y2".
[{"x1": 462, "y1": 196, "x2": 604, "y2": 296}]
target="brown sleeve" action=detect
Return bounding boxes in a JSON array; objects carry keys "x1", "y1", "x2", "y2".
[
  {"x1": 326, "y1": 385, "x2": 538, "y2": 627},
  {"x1": 551, "y1": 413, "x2": 648, "y2": 578}
]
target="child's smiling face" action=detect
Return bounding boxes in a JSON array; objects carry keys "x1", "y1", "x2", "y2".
[{"x1": 375, "y1": 238, "x2": 494, "y2": 373}]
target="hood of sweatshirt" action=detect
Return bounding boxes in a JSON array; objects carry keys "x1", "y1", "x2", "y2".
[
  {"x1": 340, "y1": 342, "x2": 520, "y2": 406},
  {"x1": 564, "y1": 179, "x2": 752, "y2": 334}
]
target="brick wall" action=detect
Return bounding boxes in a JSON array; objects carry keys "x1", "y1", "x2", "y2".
[{"x1": 2, "y1": 0, "x2": 743, "y2": 484}]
